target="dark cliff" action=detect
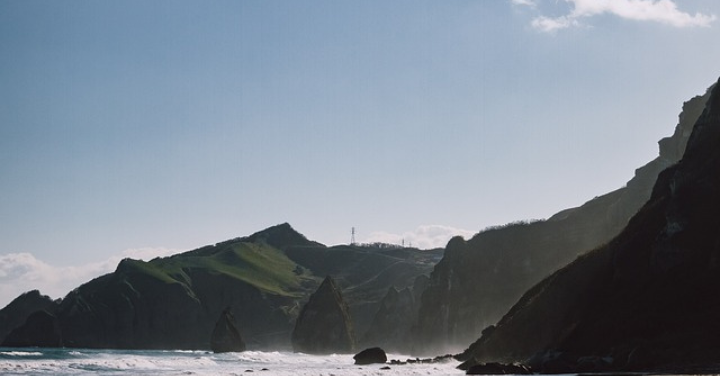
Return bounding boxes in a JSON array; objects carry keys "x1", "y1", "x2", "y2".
[
  {"x1": 461, "y1": 78, "x2": 720, "y2": 372},
  {"x1": 0, "y1": 290, "x2": 56, "y2": 344},
  {"x1": 360, "y1": 274, "x2": 428, "y2": 351},
  {"x1": 2, "y1": 310, "x2": 63, "y2": 347},
  {"x1": 413, "y1": 89, "x2": 710, "y2": 355}
]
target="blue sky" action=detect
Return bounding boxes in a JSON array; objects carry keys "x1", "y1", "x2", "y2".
[{"x1": 1, "y1": 0, "x2": 719, "y2": 306}]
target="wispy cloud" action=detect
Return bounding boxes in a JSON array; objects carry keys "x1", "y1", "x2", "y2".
[
  {"x1": 363, "y1": 224, "x2": 475, "y2": 250},
  {"x1": 532, "y1": 15, "x2": 581, "y2": 32},
  {"x1": 0, "y1": 247, "x2": 181, "y2": 308},
  {"x1": 511, "y1": 0, "x2": 537, "y2": 7},
  {"x1": 527, "y1": 0, "x2": 716, "y2": 32}
]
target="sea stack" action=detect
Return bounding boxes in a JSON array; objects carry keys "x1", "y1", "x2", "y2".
[
  {"x1": 210, "y1": 307, "x2": 246, "y2": 353},
  {"x1": 291, "y1": 276, "x2": 356, "y2": 354}
]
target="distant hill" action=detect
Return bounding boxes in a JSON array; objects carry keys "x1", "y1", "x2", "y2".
[
  {"x1": 461, "y1": 77, "x2": 720, "y2": 373},
  {"x1": 0, "y1": 223, "x2": 441, "y2": 350},
  {"x1": 413, "y1": 84, "x2": 712, "y2": 355}
]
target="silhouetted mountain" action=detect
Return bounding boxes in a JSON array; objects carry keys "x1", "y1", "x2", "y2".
[
  {"x1": 412, "y1": 88, "x2": 711, "y2": 355},
  {"x1": 460, "y1": 78, "x2": 720, "y2": 373},
  {"x1": 0, "y1": 225, "x2": 439, "y2": 351}
]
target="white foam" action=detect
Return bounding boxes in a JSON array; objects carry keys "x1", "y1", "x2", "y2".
[
  {"x1": 0, "y1": 351, "x2": 43, "y2": 357},
  {"x1": 0, "y1": 349, "x2": 464, "y2": 376}
]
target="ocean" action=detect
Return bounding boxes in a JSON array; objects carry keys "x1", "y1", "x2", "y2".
[{"x1": 0, "y1": 348, "x2": 465, "y2": 375}]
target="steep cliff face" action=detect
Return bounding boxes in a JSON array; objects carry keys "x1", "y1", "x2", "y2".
[
  {"x1": 2, "y1": 310, "x2": 62, "y2": 347},
  {"x1": 360, "y1": 285, "x2": 415, "y2": 351},
  {"x1": 358, "y1": 272, "x2": 430, "y2": 351},
  {"x1": 413, "y1": 88, "x2": 712, "y2": 355},
  {"x1": 291, "y1": 276, "x2": 356, "y2": 354},
  {"x1": 0, "y1": 290, "x2": 56, "y2": 344},
  {"x1": 462, "y1": 78, "x2": 720, "y2": 372}
]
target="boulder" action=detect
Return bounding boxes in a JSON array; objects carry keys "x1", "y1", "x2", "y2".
[
  {"x1": 354, "y1": 347, "x2": 387, "y2": 365},
  {"x1": 210, "y1": 307, "x2": 246, "y2": 353},
  {"x1": 291, "y1": 276, "x2": 356, "y2": 354}
]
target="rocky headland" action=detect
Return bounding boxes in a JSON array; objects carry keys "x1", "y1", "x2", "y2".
[
  {"x1": 459, "y1": 78, "x2": 720, "y2": 373},
  {"x1": 413, "y1": 87, "x2": 711, "y2": 355}
]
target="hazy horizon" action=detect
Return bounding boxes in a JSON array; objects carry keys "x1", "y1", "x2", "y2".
[{"x1": 2, "y1": 0, "x2": 720, "y2": 307}]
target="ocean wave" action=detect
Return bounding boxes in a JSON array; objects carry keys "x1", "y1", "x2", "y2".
[
  {"x1": 0, "y1": 348, "x2": 463, "y2": 375},
  {"x1": 0, "y1": 351, "x2": 44, "y2": 357}
]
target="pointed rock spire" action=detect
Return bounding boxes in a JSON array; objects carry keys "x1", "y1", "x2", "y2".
[
  {"x1": 291, "y1": 276, "x2": 356, "y2": 354},
  {"x1": 210, "y1": 307, "x2": 246, "y2": 353}
]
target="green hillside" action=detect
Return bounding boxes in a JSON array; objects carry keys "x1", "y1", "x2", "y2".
[
  {"x1": 1, "y1": 223, "x2": 441, "y2": 350},
  {"x1": 122, "y1": 241, "x2": 319, "y2": 298}
]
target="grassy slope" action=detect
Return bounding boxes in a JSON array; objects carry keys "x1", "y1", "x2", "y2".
[{"x1": 117, "y1": 240, "x2": 319, "y2": 298}]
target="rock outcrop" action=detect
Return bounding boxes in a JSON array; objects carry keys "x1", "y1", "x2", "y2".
[
  {"x1": 460, "y1": 78, "x2": 720, "y2": 372},
  {"x1": 0, "y1": 290, "x2": 57, "y2": 344},
  {"x1": 413, "y1": 88, "x2": 711, "y2": 355},
  {"x1": 291, "y1": 276, "x2": 356, "y2": 354},
  {"x1": 210, "y1": 307, "x2": 246, "y2": 353}
]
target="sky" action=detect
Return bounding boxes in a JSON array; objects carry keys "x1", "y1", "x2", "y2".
[{"x1": 1, "y1": 0, "x2": 720, "y2": 307}]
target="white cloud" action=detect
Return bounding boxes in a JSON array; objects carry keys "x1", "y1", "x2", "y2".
[
  {"x1": 0, "y1": 247, "x2": 181, "y2": 308},
  {"x1": 531, "y1": 15, "x2": 580, "y2": 32},
  {"x1": 363, "y1": 224, "x2": 476, "y2": 250},
  {"x1": 511, "y1": 0, "x2": 537, "y2": 7},
  {"x1": 530, "y1": 0, "x2": 716, "y2": 32}
]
